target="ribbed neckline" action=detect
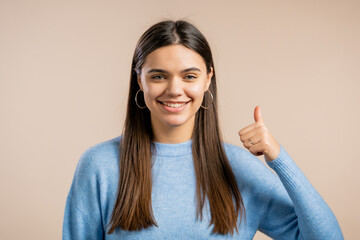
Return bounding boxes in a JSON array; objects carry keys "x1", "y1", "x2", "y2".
[{"x1": 152, "y1": 139, "x2": 193, "y2": 157}]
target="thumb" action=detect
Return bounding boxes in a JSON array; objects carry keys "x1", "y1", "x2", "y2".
[{"x1": 254, "y1": 105, "x2": 264, "y2": 123}]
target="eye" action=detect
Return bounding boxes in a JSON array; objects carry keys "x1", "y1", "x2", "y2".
[
  {"x1": 185, "y1": 75, "x2": 197, "y2": 80},
  {"x1": 151, "y1": 75, "x2": 166, "y2": 80}
]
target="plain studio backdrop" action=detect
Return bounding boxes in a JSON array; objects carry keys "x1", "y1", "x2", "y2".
[{"x1": 0, "y1": 0, "x2": 359, "y2": 239}]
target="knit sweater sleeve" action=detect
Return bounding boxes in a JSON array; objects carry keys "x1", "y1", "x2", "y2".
[
  {"x1": 62, "y1": 150, "x2": 104, "y2": 240},
  {"x1": 258, "y1": 144, "x2": 344, "y2": 240}
]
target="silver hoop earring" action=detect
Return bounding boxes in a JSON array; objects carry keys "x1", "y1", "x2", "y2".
[
  {"x1": 200, "y1": 90, "x2": 214, "y2": 109},
  {"x1": 135, "y1": 89, "x2": 147, "y2": 109}
]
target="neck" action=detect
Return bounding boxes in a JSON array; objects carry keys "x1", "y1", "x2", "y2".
[{"x1": 151, "y1": 117, "x2": 195, "y2": 144}]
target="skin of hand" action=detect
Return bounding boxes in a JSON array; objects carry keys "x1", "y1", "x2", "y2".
[{"x1": 238, "y1": 105, "x2": 281, "y2": 162}]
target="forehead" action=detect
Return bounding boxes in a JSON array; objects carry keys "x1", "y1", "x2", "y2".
[{"x1": 142, "y1": 44, "x2": 206, "y2": 70}]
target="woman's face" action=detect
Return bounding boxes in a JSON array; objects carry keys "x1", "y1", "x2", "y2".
[{"x1": 137, "y1": 44, "x2": 213, "y2": 133}]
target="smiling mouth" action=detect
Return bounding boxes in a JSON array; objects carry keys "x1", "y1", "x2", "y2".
[{"x1": 158, "y1": 101, "x2": 190, "y2": 108}]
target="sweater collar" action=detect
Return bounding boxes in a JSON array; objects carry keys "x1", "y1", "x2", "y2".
[{"x1": 152, "y1": 139, "x2": 193, "y2": 157}]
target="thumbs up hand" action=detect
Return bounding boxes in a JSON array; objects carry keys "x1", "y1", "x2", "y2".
[{"x1": 238, "y1": 105, "x2": 281, "y2": 162}]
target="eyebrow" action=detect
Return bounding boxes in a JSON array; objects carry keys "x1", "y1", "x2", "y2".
[{"x1": 147, "y1": 67, "x2": 201, "y2": 74}]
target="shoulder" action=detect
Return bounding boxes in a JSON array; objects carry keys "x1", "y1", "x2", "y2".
[
  {"x1": 222, "y1": 142, "x2": 267, "y2": 170},
  {"x1": 74, "y1": 135, "x2": 121, "y2": 175},
  {"x1": 222, "y1": 142, "x2": 254, "y2": 162},
  {"x1": 222, "y1": 142, "x2": 278, "y2": 189}
]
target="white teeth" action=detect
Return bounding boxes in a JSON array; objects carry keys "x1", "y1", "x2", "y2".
[{"x1": 161, "y1": 102, "x2": 187, "y2": 108}]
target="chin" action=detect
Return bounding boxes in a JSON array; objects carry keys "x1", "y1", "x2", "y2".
[
  {"x1": 162, "y1": 117, "x2": 192, "y2": 128},
  {"x1": 164, "y1": 121, "x2": 186, "y2": 128}
]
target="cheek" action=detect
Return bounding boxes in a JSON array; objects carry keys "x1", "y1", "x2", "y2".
[
  {"x1": 187, "y1": 85, "x2": 206, "y2": 101},
  {"x1": 143, "y1": 86, "x2": 162, "y2": 104}
]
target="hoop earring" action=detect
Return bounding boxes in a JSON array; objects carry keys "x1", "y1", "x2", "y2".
[
  {"x1": 200, "y1": 90, "x2": 214, "y2": 109},
  {"x1": 135, "y1": 89, "x2": 147, "y2": 109}
]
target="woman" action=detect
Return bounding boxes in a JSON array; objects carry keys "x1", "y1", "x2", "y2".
[{"x1": 62, "y1": 19, "x2": 344, "y2": 239}]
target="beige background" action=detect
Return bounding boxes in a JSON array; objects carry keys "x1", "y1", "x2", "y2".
[{"x1": 0, "y1": 0, "x2": 359, "y2": 239}]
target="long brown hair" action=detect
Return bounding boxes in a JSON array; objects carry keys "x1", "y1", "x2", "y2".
[{"x1": 107, "y1": 19, "x2": 246, "y2": 235}]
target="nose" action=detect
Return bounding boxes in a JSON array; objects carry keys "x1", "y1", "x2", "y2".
[{"x1": 166, "y1": 77, "x2": 184, "y2": 96}]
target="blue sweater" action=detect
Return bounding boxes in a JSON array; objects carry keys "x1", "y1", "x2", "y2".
[{"x1": 62, "y1": 135, "x2": 343, "y2": 239}]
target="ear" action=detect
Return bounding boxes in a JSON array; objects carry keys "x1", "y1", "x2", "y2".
[
  {"x1": 137, "y1": 74, "x2": 143, "y2": 91},
  {"x1": 205, "y1": 67, "x2": 213, "y2": 91}
]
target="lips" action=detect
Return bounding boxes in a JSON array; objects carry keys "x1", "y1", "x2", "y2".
[
  {"x1": 156, "y1": 100, "x2": 191, "y2": 113},
  {"x1": 163, "y1": 102, "x2": 185, "y2": 108},
  {"x1": 158, "y1": 100, "x2": 191, "y2": 104},
  {"x1": 158, "y1": 100, "x2": 190, "y2": 108}
]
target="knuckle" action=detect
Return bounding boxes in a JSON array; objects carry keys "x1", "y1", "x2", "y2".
[
  {"x1": 258, "y1": 125, "x2": 267, "y2": 132},
  {"x1": 261, "y1": 131, "x2": 267, "y2": 138}
]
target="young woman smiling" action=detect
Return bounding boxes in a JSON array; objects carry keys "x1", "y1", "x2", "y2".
[
  {"x1": 137, "y1": 43, "x2": 213, "y2": 143},
  {"x1": 62, "y1": 20, "x2": 344, "y2": 239}
]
